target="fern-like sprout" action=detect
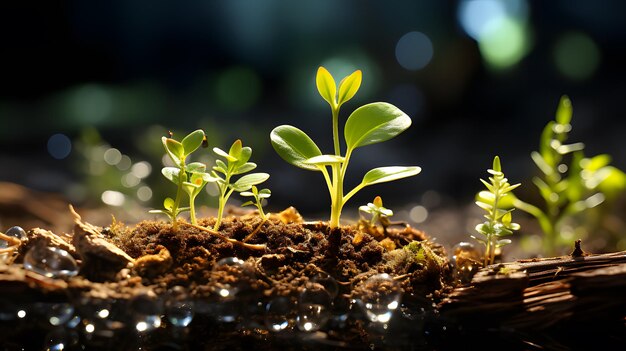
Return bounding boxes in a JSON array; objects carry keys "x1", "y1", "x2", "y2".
[{"x1": 472, "y1": 156, "x2": 521, "y2": 266}]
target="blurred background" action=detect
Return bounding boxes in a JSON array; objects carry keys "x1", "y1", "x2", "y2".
[{"x1": 1, "y1": 0, "x2": 626, "y2": 256}]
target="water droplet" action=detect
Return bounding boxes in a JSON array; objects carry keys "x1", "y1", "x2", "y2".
[
  {"x1": 23, "y1": 245, "x2": 78, "y2": 279},
  {"x1": 129, "y1": 295, "x2": 162, "y2": 333},
  {"x1": 212, "y1": 257, "x2": 251, "y2": 300},
  {"x1": 451, "y1": 242, "x2": 482, "y2": 284},
  {"x1": 43, "y1": 328, "x2": 79, "y2": 351},
  {"x1": 297, "y1": 284, "x2": 332, "y2": 332},
  {"x1": 5, "y1": 226, "x2": 27, "y2": 240},
  {"x1": 265, "y1": 296, "x2": 294, "y2": 332},
  {"x1": 354, "y1": 274, "x2": 402, "y2": 324},
  {"x1": 47, "y1": 303, "x2": 75, "y2": 326},
  {"x1": 165, "y1": 288, "x2": 194, "y2": 327},
  {"x1": 311, "y1": 271, "x2": 339, "y2": 299}
]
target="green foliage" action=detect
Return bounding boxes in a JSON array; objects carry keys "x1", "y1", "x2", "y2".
[
  {"x1": 514, "y1": 96, "x2": 626, "y2": 256},
  {"x1": 211, "y1": 139, "x2": 269, "y2": 230},
  {"x1": 241, "y1": 185, "x2": 271, "y2": 220},
  {"x1": 359, "y1": 196, "x2": 393, "y2": 227},
  {"x1": 471, "y1": 156, "x2": 520, "y2": 266},
  {"x1": 270, "y1": 67, "x2": 421, "y2": 228},
  {"x1": 150, "y1": 129, "x2": 207, "y2": 229}
]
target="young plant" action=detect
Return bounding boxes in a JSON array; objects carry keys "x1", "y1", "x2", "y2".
[
  {"x1": 150, "y1": 129, "x2": 206, "y2": 230},
  {"x1": 241, "y1": 185, "x2": 271, "y2": 221},
  {"x1": 211, "y1": 139, "x2": 269, "y2": 231},
  {"x1": 471, "y1": 156, "x2": 520, "y2": 266},
  {"x1": 513, "y1": 96, "x2": 625, "y2": 256},
  {"x1": 270, "y1": 67, "x2": 421, "y2": 229},
  {"x1": 359, "y1": 196, "x2": 393, "y2": 228}
]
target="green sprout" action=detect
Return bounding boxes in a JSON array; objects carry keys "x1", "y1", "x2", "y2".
[
  {"x1": 240, "y1": 185, "x2": 271, "y2": 243},
  {"x1": 150, "y1": 129, "x2": 206, "y2": 230},
  {"x1": 270, "y1": 67, "x2": 421, "y2": 229},
  {"x1": 514, "y1": 96, "x2": 626, "y2": 256},
  {"x1": 471, "y1": 156, "x2": 520, "y2": 266},
  {"x1": 241, "y1": 185, "x2": 271, "y2": 221},
  {"x1": 359, "y1": 195, "x2": 393, "y2": 228},
  {"x1": 211, "y1": 139, "x2": 269, "y2": 231}
]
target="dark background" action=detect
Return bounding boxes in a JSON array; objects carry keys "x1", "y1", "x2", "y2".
[{"x1": 1, "y1": 0, "x2": 625, "y2": 227}]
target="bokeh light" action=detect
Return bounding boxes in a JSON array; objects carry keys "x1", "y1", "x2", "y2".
[
  {"x1": 47, "y1": 134, "x2": 72, "y2": 160},
  {"x1": 395, "y1": 31, "x2": 434, "y2": 71},
  {"x1": 554, "y1": 32, "x2": 601, "y2": 80},
  {"x1": 458, "y1": 0, "x2": 531, "y2": 69},
  {"x1": 478, "y1": 17, "x2": 530, "y2": 69}
]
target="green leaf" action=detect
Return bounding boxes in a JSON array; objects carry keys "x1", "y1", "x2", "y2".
[
  {"x1": 258, "y1": 188, "x2": 271, "y2": 197},
  {"x1": 475, "y1": 201, "x2": 493, "y2": 211},
  {"x1": 214, "y1": 147, "x2": 237, "y2": 162},
  {"x1": 360, "y1": 166, "x2": 421, "y2": 187},
  {"x1": 232, "y1": 173, "x2": 270, "y2": 192},
  {"x1": 229, "y1": 139, "x2": 243, "y2": 159},
  {"x1": 344, "y1": 102, "x2": 411, "y2": 150},
  {"x1": 492, "y1": 156, "x2": 501, "y2": 172},
  {"x1": 556, "y1": 95, "x2": 572, "y2": 125},
  {"x1": 163, "y1": 137, "x2": 184, "y2": 165},
  {"x1": 237, "y1": 147, "x2": 252, "y2": 166},
  {"x1": 187, "y1": 162, "x2": 206, "y2": 173},
  {"x1": 557, "y1": 142, "x2": 585, "y2": 155},
  {"x1": 162, "y1": 167, "x2": 181, "y2": 183},
  {"x1": 270, "y1": 125, "x2": 323, "y2": 171},
  {"x1": 337, "y1": 70, "x2": 362, "y2": 106},
  {"x1": 316, "y1": 66, "x2": 337, "y2": 107},
  {"x1": 164, "y1": 197, "x2": 175, "y2": 211},
  {"x1": 181, "y1": 129, "x2": 205, "y2": 156},
  {"x1": 496, "y1": 239, "x2": 512, "y2": 247},
  {"x1": 304, "y1": 154, "x2": 345, "y2": 166},
  {"x1": 233, "y1": 162, "x2": 257, "y2": 175},
  {"x1": 241, "y1": 201, "x2": 255, "y2": 207},
  {"x1": 531, "y1": 151, "x2": 554, "y2": 176},
  {"x1": 538, "y1": 122, "x2": 556, "y2": 165}
]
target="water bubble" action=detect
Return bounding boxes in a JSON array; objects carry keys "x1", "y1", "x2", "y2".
[
  {"x1": 129, "y1": 295, "x2": 162, "y2": 333},
  {"x1": 23, "y1": 245, "x2": 78, "y2": 279},
  {"x1": 354, "y1": 274, "x2": 402, "y2": 324},
  {"x1": 451, "y1": 242, "x2": 482, "y2": 284},
  {"x1": 297, "y1": 284, "x2": 332, "y2": 332},
  {"x1": 165, "y1": 288, "x2": 194, "y2": 327},
  {"x1": 265, "y1": 296, "x2": 294, "y2": 332},
  {"x1": 212, "y1": 257, "x2": 250, "y2": 300},
  {"x1": 5, "y1": 226, "x2": 27, "y2": 240},
  {"x1": 47, "y1": 303, "x2": 75, "y2": 326},
  {"x1": 311, "y1": 272, "x2": 339, "y2": 299},
  {"x1": 43, "y1": 328, "x2": 79, "y2": 351}
]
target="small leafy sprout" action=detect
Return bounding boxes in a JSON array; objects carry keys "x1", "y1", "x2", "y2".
[
  {"x1": 211, "y1": 139, "x2": 269, "y2": 231},
  {"x1": 471, "y1": 156, "x2": 520, "y2": 266},
  {"x1": 150, "y1": 129, "x2": 206, "y2": 229},
  {"x1": 241, "y1": 185, "x2": 271, "y2": 221},
  {"x1": 241, "y1": 185, "x2": 271, "y2": 243},
  {"x1": 359, "y1": 196, "x2": 393, "y2": 228},
  {"x1": 271, "y1": 67, "x2": 421, "y2": 229},
  {"x1": 513, "y1": 96, "x2": 626, "y2": 256}
]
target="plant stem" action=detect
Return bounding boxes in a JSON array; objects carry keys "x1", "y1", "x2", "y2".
[
  {"x1": 172, "y1": 165, "x2": 185, "y2": 230},
  {"x1": 332, "y1": 106, "x2": 340, "y2": 156},
  {"x1": 189, "y1": 194, "x2": 197, "y2": 225},
  {"x1": 329, "y1": 164, "x2": 342, "y2": 228}
]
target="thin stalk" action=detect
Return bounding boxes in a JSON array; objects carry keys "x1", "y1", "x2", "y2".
[
  {"x1": 172, "y1": 165, "x2": 186, "y2": 230},
  {"x1": 329, "y1": 164, "x2": 342, "y2": 228},
  {"x1": 189, "y1": 194, "x2": 197, "y2": 225},
  {"x1": 331, "y1": 106, "x2": 340, "y2": 156}
]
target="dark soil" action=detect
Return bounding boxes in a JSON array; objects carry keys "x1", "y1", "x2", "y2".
[{"x1": 0, "y1": 207, "x2": 453, "y2": 350}]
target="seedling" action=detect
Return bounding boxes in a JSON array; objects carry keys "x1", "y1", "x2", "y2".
[
  {"x1": 359, "y1": 196, "x2": 393, "y2": 228},
  {"x1": 471, "y1": 156, "x2": 520, "y2": 266},
  {"x1": 513, "y1": 96, "x2": 625, "y2": 256},
  {"x1": 271, "y1": 67, "x2": 421, "y2": 229},
  {"x1": 150, "y1": 129, "x2": 206, "y2": 229},
  {"x1": 241, "y1": 185, "x2": 271, "y2": 221},
  {"x1": 211, "y1": 139, "x2": 269, "y2": 231},
  {"x1": 241, "y1": 185, "x2": 271, "y2": 242}
]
